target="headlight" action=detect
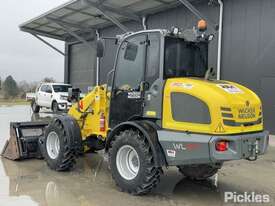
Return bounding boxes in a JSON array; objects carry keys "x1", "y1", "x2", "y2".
[{"x1": 60, "y1": 95, "x2": 68, "y2": 101}]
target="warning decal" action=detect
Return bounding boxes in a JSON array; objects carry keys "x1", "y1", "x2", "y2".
[
  {"x1": 217, "y1": 84, "x2": 243, "y2": 94},
  {"x1": 215, "y1": 123, "x2": 225, "y2": 133},
  {"x1": 166, "y1": 150, "x2": 176, "y2": 158},
  {"x1": 171, "y1": 82, "x2": 193, "y2": 89}
]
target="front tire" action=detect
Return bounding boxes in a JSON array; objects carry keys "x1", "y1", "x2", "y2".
[
  {"x1": 31, "y1": 100, "x2": 40, "y2": 113},
  {"x1": 44, "y1": 118, "x2": 77, "y2": 171},
  {"x1": 52, "y1": 101, "x2": 59, "y2": 113},
  {"x1": 109, "y1": 129, "x2": 161, "y2": 195},
  {"x1": 177, "y1": 164, "x2": 219, "y2": 180}
]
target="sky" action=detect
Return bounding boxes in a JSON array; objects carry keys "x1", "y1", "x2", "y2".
[{"x1": 0, "y1": 0, "x2": 69, "y2": 83}]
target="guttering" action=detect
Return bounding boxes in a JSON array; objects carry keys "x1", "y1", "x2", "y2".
[
  {"x1": 217, "y1": 0, "x2": 224, "y2": 80},
  {"x1": 96, "y1": 29, "x2": 100, "y2": 86}
]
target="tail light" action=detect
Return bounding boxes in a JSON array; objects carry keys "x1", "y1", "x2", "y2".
[
  {"x1": 100, "y1": 113, "x2": 106, "y2": 132},
  {"x1": 215, "y1": 141, "x2": 229, "y2": 152}
]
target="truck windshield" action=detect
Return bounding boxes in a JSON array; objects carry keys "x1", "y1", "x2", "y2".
[
  {"x1": 53, "y1": 85, "x2": 72, "y2": 93},
  {"x1": 164, "y1": 37, "x2": 208, "y2": 78}
]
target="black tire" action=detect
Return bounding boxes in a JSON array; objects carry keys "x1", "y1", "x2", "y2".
[
  {"x1": 31, "y1": 100, "x2": 40, "y2": 113},
  {"x1": 109, "y1": 129, "x2": 161, "y2": 195},
  {"x1": 43, "y1": 118, "x2": 77, "y2": 171},
  {"x1": 177, "y1": 164, "x2": 219, "y2": 180},
  {"x1": 52, "y1": 101, "x2": 59, "y2": 113}
]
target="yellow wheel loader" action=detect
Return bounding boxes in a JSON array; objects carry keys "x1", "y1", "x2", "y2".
[{"x1": 2, "y1": 21, "x2": 269, "y2": 195}]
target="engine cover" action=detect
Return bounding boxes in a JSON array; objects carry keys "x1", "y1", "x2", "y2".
[{"x1": 162, "y1": 78, "x2": 263, "y2": 135}]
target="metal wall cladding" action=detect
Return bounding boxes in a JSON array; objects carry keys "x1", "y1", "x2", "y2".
[
  {"x1": 67, "y1": 41, "x2": 97, "y2": 93},
  {"x1": 222, "y1": 0, "x2": 275, "y2": 133},
  {"x1": 66, "y1": 0, "x2": 275, "y2": 133}
]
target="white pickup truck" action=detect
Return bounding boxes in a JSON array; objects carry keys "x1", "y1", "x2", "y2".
[{"x1": 31, "y1": 83, "x2": 72, "y2": 113}]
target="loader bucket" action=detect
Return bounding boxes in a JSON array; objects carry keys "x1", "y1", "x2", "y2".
[{"x1": 1, "y1": 122, "x2": 48, "y2": 160}]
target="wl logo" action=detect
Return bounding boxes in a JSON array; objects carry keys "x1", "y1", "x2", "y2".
[{"x1": 173, "y1": 143, "x2": 200, "y2": 151}]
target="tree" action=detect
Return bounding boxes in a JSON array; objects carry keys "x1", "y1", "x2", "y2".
[
  {"x1": 3, "y1": 75, "x2": 19, "y2": 99},
  {"x1": 18, "y1": 80, "x2": 30, "y2": 91},
  {"x1": 42, "y1": 77, "x2": 55, "y2": 83}
]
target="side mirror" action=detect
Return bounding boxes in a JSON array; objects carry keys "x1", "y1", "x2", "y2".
[
  {"x1": 96, "y1": 39, "x2": 105, "y2": 58},
  {"x1": 141, "y1": 81, "x2": 150, "y2": 92}
]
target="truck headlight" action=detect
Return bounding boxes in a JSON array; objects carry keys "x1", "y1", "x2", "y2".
[{"x1": 60, "y1": 96, "x2": 68, "y2": 101}]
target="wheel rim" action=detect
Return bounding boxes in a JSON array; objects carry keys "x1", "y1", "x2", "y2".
[
  {"x1": 46, "y1": 131, "x2": 60, "y2": 159},
  {"x1": 116, "y1": 145, "x2": 140, "y2": 180}
]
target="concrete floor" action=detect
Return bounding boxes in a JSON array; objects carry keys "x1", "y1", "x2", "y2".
[{"x1": 0, "y1": 105, "x2": 275, "y2": 206}]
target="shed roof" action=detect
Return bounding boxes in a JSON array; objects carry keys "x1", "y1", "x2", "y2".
[{"x1": 20, "y1": 0, "x2": 184, "y2": 41}]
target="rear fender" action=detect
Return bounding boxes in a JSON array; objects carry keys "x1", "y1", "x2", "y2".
[{"x1": 106, "y1": 121, "x2": 167, "y2": 167}]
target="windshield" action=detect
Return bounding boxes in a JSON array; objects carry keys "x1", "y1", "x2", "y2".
[
  {"x1": 52, "y1": 85, "x2": 72, "y2": 93},
  {"x1": 164, "y1": 37, "x2": 208, "y2": 78}
]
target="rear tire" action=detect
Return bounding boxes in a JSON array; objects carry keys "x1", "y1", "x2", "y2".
[
  {"x1": 109, "y1": 129, "x2": 161, "y2": 195},
  {"x1": 31, "y1": 100, "x2": 40, "y2": 113},
  {"x1": 177, "y1": 164, "x2": 219, "y2": 180},
  {"x1": 44, "y1": 118, "x2": 77, "y2": 171}
]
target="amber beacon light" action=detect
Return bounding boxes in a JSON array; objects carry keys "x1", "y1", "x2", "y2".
[{"x1": 198, "y1": 19, "x2": 207, "y2": 31}]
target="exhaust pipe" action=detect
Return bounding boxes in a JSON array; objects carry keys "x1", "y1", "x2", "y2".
[{"x1": 1, "y1": 122, "x2": 48, "y2": 160}]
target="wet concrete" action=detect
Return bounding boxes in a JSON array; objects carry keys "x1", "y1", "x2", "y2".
[{"x1": 0, "y1": 105, "x2": 275, "y2": 206}]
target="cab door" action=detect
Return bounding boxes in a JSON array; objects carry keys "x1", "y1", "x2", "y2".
[
  {"x1": 37, "y1": 85, "x2": 47, "y2": 106},
  {"x1": 109, "y1": 34, "x2": 147, "y2": 128},
  {"x1": 44, "y1": 85, "x2": 53, "y2": 108}
]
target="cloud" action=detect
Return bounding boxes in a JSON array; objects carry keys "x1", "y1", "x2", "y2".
[{"x1": 0, "y1": 0, "x2": 68, "y2": 82}]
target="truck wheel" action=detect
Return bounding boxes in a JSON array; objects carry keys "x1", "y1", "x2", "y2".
[
  {"x1": 52, "y1": 101, "x2": 59, "y2": 113},
  {"x1": 177, "y1": 164, "x2": 219, "y2": 180},
  {"x1": 44, "y1": 118, "x2": 76, "y2": 171},
  {"x1": 109, "y1": 129, "x2": 161, "y2": 195},
  {"x1": 31, "y1": 100, "x2": 40, "y2": 113}
]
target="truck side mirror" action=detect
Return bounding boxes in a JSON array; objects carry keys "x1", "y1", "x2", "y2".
[
  {"x1": 140, "y1": 81, "x2": 150, "y2": 92},
  {"x1": 96, "y1": 39, "x2": 105, "y2": 58}
]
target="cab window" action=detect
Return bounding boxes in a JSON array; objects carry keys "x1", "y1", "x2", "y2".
[
  {"x1": 164, "y1": 37, "x2": 208, "y2": 78},
  {"x1": 45, "y1": 85, "x2": 52, "y2": 93},
  {"x1": 114, "y1": 34, "x2": 146, "y2": 90},
  {"x1": 40, "y1": 85, "x2": 47, "y2": 92},
  {"x1": 146, "y1": 33, "x2": 160, "y2": 86}
]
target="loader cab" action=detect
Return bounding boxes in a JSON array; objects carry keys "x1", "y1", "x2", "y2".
[{"x1": 108, "y1": 29, "x2": 210, "y2": 128}]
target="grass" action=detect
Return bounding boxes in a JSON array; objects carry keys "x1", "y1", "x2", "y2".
[{"x1": 0, "y1": 99, "x2": 31, "y2": 106}]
